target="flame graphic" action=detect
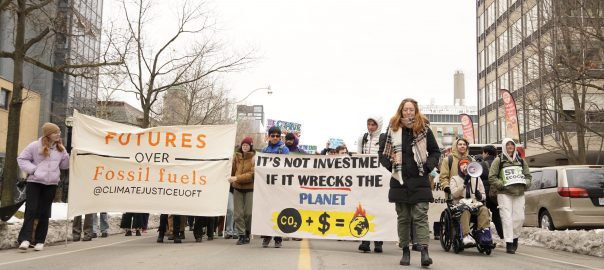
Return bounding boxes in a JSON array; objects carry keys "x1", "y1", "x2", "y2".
[{"x1": 354, "y1": 204, "x2": 367, "y2": 217}]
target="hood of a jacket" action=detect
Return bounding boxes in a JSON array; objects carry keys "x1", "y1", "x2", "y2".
[
  {"x1": 501, "y1": 138, "x2": 518, "y2": 161},
  {"x1": 452, "y1": 138, "x2": 469, "y2": 160},
  {"x1": 367, "y1": 116, "x2": 384, "y2": 137}
]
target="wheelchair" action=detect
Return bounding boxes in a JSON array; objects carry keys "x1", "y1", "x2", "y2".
[{"x1": 439, "y1": 194, "x2": 495, "y2": 255}]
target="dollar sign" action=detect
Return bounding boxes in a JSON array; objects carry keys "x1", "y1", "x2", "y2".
[{"x1": 318, "y1": 212, "x2": 330, "y2": 235}]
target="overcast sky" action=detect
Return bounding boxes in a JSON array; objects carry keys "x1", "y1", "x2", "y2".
[{"x1": 103, "y1": 0, "x2": 477, "y2": 150}]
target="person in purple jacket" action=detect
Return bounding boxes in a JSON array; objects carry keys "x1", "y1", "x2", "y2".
[{"x1": 16, "y1": 123, "x2": 69, "y2": 252}]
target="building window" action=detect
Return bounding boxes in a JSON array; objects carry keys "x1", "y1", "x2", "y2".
[
  {"x1": 497, "y1": 0, "x2": 508, "y2": 18},
  {"x1": 511, "y1": 63, "x2": 523, "y2": 92},
  {"x1": 511, "y1": 18, "x2": 522, "y2": 49},
  {"x1": 487, "y1": 41, "x2": 496, "y2": 67},
  {"x1": 488, "y1": 120, "x2": 497, "y2": 143},
  {"x1": 498, "y1": 72, "x2": 509, "y2": 91},
  {"x1": 480, "y1": 124, "x2": 487, "y2": 143},
  {"x1": 497, "y1": 30, "x2": 508, "y2": 59},
  {"x1": 478, "y1": 13, "x2": 485, "y2": 35},
  {"x1": 0, "y1": 88, "x2": 9, "y2": 110},
  {"x1": 479, "y1": 87, "x2": 486, "y2": 110},
  {"x1": 486, "y1": 3, "x2": 496, "y2": 29},
  {"x1": 526, "y1": 5, "x2": 538, "y2": 37}
]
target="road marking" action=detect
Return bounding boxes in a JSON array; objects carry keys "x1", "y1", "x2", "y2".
[
  {"x1": 0, "y1": 236, "x2": 154, "y2": 267},
  {"x1": 518, "y1": 252, "x2": 604, "y2": 270},
  {"x1": 297, "y1": 238, "x2": 311, "y2": 270}
]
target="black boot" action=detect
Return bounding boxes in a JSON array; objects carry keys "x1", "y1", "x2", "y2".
[
  {"x1": 400, "y1": 247, "x2": 410, "y2": 266},
  {"x1": 358, "y1": 241, "x2": 371, "y2": 252},
  {"x1": 506, "y1": 242, "x2": 515, "y2": 254},
  {"x1": 244, "y1": 231, "x2": 251, "y2": 244},
  {"x1": 236, "y1": 235, "x2": 245, "y2": 245},
  {"x1": 157, "y1": 231, "x2": 164, "y2": 243},
  {"x1": 174, "y1": 234, "x2": 182, "y2": 243},
  {"x1": 512, "y1": 238, "x2": 518, "y2": 252},
  {"x1": 420, "y1": 245, "x2": 432, "y2": 267},
  {"x1": 374, "y1": 241, "x2": 383, "y2": 253}
]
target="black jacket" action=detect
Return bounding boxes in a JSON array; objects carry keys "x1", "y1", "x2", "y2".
[
  {"x1": 478, "y1": 155, "x2": 495, "y2": 194},
  {"x1": 381, "y1": 127, "x2": 441, "y2": 204}
]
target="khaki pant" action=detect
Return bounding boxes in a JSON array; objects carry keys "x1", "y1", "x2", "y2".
[
  {"x1": 233, "y1": 190, "x2": 253, "y2": 236},
  {"x1": 395, "y1": 202, "x2": 430, "y2": 246},
  {"x1": 460, "y1": 207, "x2": 490, "y2": 236}
]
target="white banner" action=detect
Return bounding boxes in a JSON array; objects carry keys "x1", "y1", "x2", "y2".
[
  {"x1": 67, "y1": 111, "x2": 236, "y2": 217},
  {"x1": 251, "y1": 153, "x2": 398, "y2": 241}
]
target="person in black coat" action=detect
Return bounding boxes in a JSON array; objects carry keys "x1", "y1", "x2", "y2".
[{"x1": 381, "y1": 98, "x2": 440, "y2": 267}]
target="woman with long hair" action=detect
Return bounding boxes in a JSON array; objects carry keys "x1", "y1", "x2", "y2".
[
  {"x1": 17, "y1": 123, "x2": 69, "y2": 251},
  {"x1": 382, "y1": 98, "x2": 441, "y2": 267}
]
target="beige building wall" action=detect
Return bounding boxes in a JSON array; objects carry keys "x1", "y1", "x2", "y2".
[{"x1": 0, "y1": 77, "x2": 41, "y2": 155}]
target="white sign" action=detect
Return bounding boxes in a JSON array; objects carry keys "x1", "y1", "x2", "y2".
[
  {"x1": 251, "y1": 153, "x2": 398, "y2": 241},
  {"x1": 501, "y1": 166, "x2": 526, "y2": 186},
  {"x1": 67, "y1": 111, "x2": 236, "y2": 217}
]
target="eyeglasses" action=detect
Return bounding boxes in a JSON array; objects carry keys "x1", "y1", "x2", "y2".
[{"x1": 269, "y1": 134, "x2": 280, "y2": 138}]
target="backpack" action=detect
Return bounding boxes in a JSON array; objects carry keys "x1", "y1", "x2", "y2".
[{"x1": 476, "y1": 228, "x2": 493, "y2": 245}]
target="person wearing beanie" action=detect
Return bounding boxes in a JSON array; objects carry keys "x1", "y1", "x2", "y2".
[
  {"x1": 489, "y1": 138, "x2": 531, "y2": 254},
  {"x1": 284, "y1": 132, "x2": 303, "y2": 153},
  {"x1": 17, "y1": 122, "x2": 69, "y2": 252},
  {"x1": 449, "y1": 157, "x2": 489, "y2": 246},
  {"x1": 230, "y1": 136, "x2": 256, "y2": 245}
]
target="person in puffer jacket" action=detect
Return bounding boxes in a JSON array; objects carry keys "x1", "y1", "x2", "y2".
[
  {"x1": 489, "y1": 138, "x2": 531, "y2": 254},
  {"x1": 17, "y1": 123, "x2": 69, "y2": 252}
]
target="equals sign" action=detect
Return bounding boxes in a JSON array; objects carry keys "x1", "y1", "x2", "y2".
[{"x1": 335, "y1": 219, "x2": 345, "y2": 227}]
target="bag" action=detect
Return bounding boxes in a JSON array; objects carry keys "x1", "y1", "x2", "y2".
[{"x1": 476, "y1": 228, "x2": 493, "y2": 245}]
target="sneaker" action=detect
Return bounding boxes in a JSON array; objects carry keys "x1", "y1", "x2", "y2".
[
  {"x1": 72, "y1": 235, "x2": 81, "y2": 242},
  {"x1": 125, "y1": 230, "x2": 132, "y2": 236},
  {"x1": 135, "y1": 230, "x2": 141, "y2": 236},
  {"x1": 19, "y1": 241, "x2": 30, "y2": 251},
  {"x1": 236, "y1": 236, "x2": 245, "y2": 245},
  {"x1": 225, "y1": 235, "x2": 233, "y2": 239},
  {"x1": 92, "y1": 233, "x2": 98, "y2": 238},
  {"x1": 195, "y1": 238, "x2": 202, "y2": 243},
  {"x1": 274, "y1": 241, "x2": 282, "y2": 248},
  {"x1": 462, "y1": 235, "x2": 475, "y2": 245},
  {"x1": 262, "y1": 237, "x2": 270, "y2": 248},
  {"x1": 101, "y1": 233, "x2": 108, "y2": 238},
  {"x1": 82, "y1": 235, "x2": 92, "y2": 241},
  {"x1": 34, "y1": 243, "x2": 44, "y2": 251}
]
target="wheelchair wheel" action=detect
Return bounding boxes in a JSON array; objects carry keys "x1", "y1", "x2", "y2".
[
  {"x1": 439, "y1": 210, "x2": 451, "y2": 252},
  {"x1": 484, "y1": 247, "x2": 492, "y2": 255}
]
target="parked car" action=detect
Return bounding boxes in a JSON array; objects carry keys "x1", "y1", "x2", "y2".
[{"x1": 524, "y1": 165, "x2": 604, "y2": 230}]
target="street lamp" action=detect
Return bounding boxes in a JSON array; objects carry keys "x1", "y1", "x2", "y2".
[{"x1": 232, "y1": 85, "x2": 272, "y2": 104}]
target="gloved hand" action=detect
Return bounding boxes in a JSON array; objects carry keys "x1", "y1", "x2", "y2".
[
  {"x1": 475, "y1": 191, "x2": 483, "y2": 201},
  {"x1": 443, "y1": 187, "x2": 451, "y2": 194},
  {"x1": 228, "y1": 176, "x2": 237, "y2": 183}
]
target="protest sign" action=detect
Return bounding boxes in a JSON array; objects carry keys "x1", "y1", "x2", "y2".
[
  {"x1": 67, "y1": 111, "x2": 235, "y2": 217},
  {"x1": 252, "y1": 153, "x2": 397, "y2": 241}
]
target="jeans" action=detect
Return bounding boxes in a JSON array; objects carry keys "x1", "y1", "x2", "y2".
[{"x1": 92, "y1": 213, "x2": 109, "y2": 234}]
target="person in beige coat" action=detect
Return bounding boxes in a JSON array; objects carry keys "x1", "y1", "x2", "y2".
[
  {"x1": 230, "y1": 137, "x2": 256, "y2": 245},
  {"x1": 450, "y1": 158, "x2": 489, "y2": 246}
]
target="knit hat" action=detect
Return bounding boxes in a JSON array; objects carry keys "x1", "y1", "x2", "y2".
[
  {"x1": 285, "y1": 132, "x2": 296, "y2": 141},
  {"x1": 42, "y1": 122, "x2": 60, "y2": 137},
  {"x1": 458, "y1": 158, "x2": 471, "y2": 168},
  {"x1": 241, "y1": 136, "x2": 253, "y2": 147}
]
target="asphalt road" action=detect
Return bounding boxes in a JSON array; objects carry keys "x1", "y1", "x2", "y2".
[{"x1": 0, "y1": 233, "x2": 602, "y2": 270}]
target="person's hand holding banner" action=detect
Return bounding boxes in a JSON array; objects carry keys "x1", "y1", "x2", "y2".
[{"x1": 228, "y1": 176, "x2": 237, "y2": 183}]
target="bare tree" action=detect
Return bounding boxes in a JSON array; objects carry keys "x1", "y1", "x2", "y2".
[
  {"x1": 522, "y1": 0, "x2": 604, "y2": 164},
  {"x1": 160, "y1": 73, "x2": 231, "y2": 126},
  {"x1": 0, "y1": 0, "x2": 121, "y2": 206},
  {"x1": 112, "y1": 0, "x2": 252, "y2": 128}
]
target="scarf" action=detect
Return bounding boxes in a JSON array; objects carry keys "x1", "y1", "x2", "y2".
[{"x1": 383, "y1": 125, "x2": 429, "y2": 185}]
